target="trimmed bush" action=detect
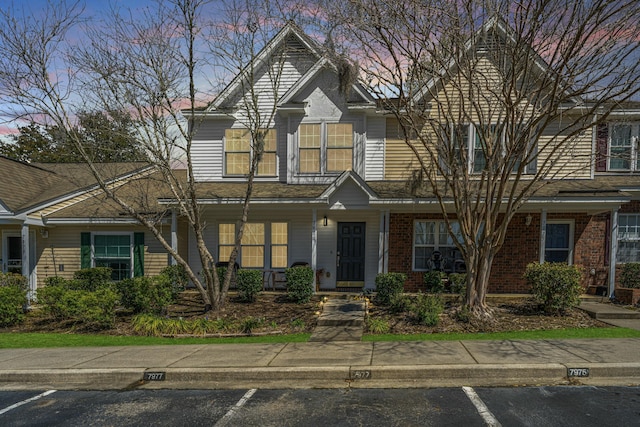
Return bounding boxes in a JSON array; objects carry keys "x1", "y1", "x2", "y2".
[
  {"x1": 374, "y1": 273, "x2": 406, "y2": 306},
  {"x1": 236, "y1": 269, "x2": 263, "y2": 302},
  {"x1": 411, "y1": 293, "x2": 444, "y2": 326},
  {"x1": 72, "y1": 267, "x2": 113, "y2": 291},
  {"x1": 37, "y1": 285, "x2": 118, "y2": 329},
  {"x1": 116, "y1": 276, "x2": 174, "y2": 314},
  {"x1": 423, "y1": 271, "x2": 445, "y2": 293},
  {"x1": 159, "y1": 264, "x2": 189, "y2": 297},
  {"x1": 0, "y1": 273, "x2": 28, "y2": 327},
  {"x1": 619, "y1": 263, "x2": 640, "y2": 289},
  {"x1": 524, "y1": 262, "x2": 583, "y2": 314},
  {"x1": 448, "y1": 273, "x2": 467, "y2": 295},
  {"x1": 285, "y1": 266, "x2": 314, "y2": 303}
]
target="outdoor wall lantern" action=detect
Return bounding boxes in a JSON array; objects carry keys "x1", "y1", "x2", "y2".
[
  {"x1": 525, "y1": 214, "x2": 532, "y2": 226},
  {"x1": 323, "y1": 215, "x2": 328, "y2": 226}
]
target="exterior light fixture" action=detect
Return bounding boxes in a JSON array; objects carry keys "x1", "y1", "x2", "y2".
[
  {"x1": 525, "y1": 214, "x2": 532, "y2": 226},
  {"x1": 323, "y1": 215, "x2": 328, "y2": 226}
]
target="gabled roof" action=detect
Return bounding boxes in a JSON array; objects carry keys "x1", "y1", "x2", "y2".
[
  {"x1": 207, "y1": 22, "x2": 323, "y2": 112},
  {"x1": 412, "y1": 16, "x2": 576, "y2": 106},
  {"x1": 0, "y1": 155, "x2": 148, "y2": 215}
]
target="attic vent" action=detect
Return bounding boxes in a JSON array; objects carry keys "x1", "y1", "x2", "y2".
[{"x1": 284, "y1": 35, "x2": 306, "y2": 55}]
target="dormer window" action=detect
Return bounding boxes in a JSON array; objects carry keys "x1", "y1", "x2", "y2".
[{"x1": 298, "y1": 122, "x2": 353, "y2": 174}]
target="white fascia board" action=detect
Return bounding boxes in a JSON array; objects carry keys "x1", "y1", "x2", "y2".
[
  {"x1": 44, "y1": 217, "x2": 170, "y2": 225},
  {"x1": 158, "y1": 198, "x2": 328, "y2": 205}
]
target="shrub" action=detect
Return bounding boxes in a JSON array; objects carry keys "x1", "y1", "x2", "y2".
[
  {"x1": 389, "y1": 293, "x2": 411, "y2": 314},
  {"x1": 448, "y1": 273, "x2": 467, "y2": 295},
  {"x1": 72, "y1": 267, "x2": 113, "y2": 291},
  {"x1": 524, "y1": 262, "x2": 583, "y2": 314},
  {"x1": 240, "y1": 316, "x2": 264, "y2": 334},
  {"x1": 411, "y1": 293, "x2": 444, "y2": 326},
  {"x1": 374, "y1": 273, "x2": 406, "y2": 306},
  {"x1": 0, "y1": 272, "x2": 28, "y2": 290},
  {"x1": 117, "y1": 276, "x2": 175, "y2": 314},
  {"x1": 285, "y1": 266, "x2": 314, "y2": 303},
  {"x1": 236, "y1": 269, "x2": 264, "y2": 302},
  {"x1": 159, "y1": 264, "x2": 189, "y2": 297},
  {"x1": 37, "y1": 285, "x2": 117, "y2": 329},
  {"x1": 619, "y1": 263, "x2": 640, "y2": 289},
  {"x1": 0, "y1": 285, "x2": 27, "y2": 327},
  {"x1": 423, "y1": 271, "x2": 445, "y2": 293},
  {"x1": 44, "y1": 276, "x2": 70, "y2": 288}
]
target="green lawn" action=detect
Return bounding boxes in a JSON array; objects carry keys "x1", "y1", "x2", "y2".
[
  {"x1": 0, "y1": 332, "x2": 311, "y2": 348},
  {"x1": 2, "y1": 327, "x2": 640, "y2": 348}
]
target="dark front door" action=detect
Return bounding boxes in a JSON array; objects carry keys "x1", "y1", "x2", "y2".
[{"x1": 337, "y1": 222, "x2": 365, "y2": 288}]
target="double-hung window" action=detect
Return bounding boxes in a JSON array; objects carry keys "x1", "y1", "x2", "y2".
[
  {"x1": 617, "y1": 214, "x2": 640, "y2": 263},
  {"x1": 81, "y1": 232, "x2": 145, "y2": 281},
  {"x1": 445, "y1": 123, "x2": 531, "y2": 174},
  {"x1": 608, "y1": 124, "x2": 639, "y2": 171},
  {"x1": 298, "y1": 122, "x2": 353, "y2": 174},
  {"x1": 224, "y1": 128, "x2": 277, "y2": 176},
  {"x1": 217, "y1": 222, "x2": 288, "y2": 269},
  {"x1": 544, "y1": 221, "x2": 574, "y2": 264},
  {"x1": 413, "y1": 220, "x2": 464, "y2": 271}
]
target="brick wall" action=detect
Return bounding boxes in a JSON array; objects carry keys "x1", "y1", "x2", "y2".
[{"x1": 388, "y1": 211, "x2": 611, "y2": 293}]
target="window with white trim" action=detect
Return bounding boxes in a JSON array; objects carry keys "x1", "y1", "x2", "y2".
[
  {"x1": 445, "y1": 123, "x2": 532, "y2": 174},
  {"x1": 413, "y1": 220, "x2": 464, "y2": 271},
  {"x1": 544, "y1": 221, "x2": 574, "y2": 264},
  {"x1": 297, "y1": 122, "x2": 353, "y2": 174},
  {"x1": 617, "y1": 214, "x2": 640, "y2": 263},
  {"x1": 608, "y1": 124, "x2": 640, "y2": 171},
  {"x1": 217, "y1": 222, "x2": 288, "y2": 268},
  {"x1": 93, "y1": 234, "x2": 132, "y2": 281},
  {"x1": 224, "y1": 128, "x2": 277, "y2": 176}
]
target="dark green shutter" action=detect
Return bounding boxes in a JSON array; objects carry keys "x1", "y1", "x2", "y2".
[
  {"x1": 133, "y1": 232, "x2": 145, "y2": 277},
  {"x1": 81, "y1": 232, "x2": 91, "y2": 269}
]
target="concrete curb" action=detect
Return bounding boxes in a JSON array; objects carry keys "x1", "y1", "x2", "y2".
[{"x1": 2, "y1": 363, "x2": 639, "y2": 390}]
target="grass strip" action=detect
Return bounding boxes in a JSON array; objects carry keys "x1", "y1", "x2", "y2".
[
  {"x1": 0, "y1": 332, "x2": 311, "y2": 348},
  {"x1": 363, "y1": 327, "x2": 640, "y2": 342}
]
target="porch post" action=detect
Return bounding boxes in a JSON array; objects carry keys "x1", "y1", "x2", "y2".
[
  {"x1": 539, "y1": 209, "x2": 547, "y2": 264},
  {"x1": 609, "y1": 208, "x2": 619, "y2": 299},
  {"x1": 312, "y1": 208, "x2": 318, "y2": 292},
  {"x1": 170, "y1": 209, "x2": 178, "y2": 265},
  {"x1": 21, "y1": 223, "x2": 34, "y2": 304},
  {"x1": 378, "y1": 210, "x2": 390, "y2": 274}
]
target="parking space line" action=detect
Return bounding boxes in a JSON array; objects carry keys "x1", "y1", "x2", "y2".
[
  {"x1": 462, "y1": 386, "x2": 501, "y2": 427},
  {"x1": 214, "y1": 388, "x2": 257, "y2": 427},
  {"x1": 0, "y1": 390, "x2": 57, "y2": 416}
]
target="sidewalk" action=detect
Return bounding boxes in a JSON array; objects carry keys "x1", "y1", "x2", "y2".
[{"x1": 0, "y1": 299, "x2": 638, "y2": 391}]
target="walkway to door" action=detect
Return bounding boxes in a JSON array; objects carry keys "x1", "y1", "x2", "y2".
[{"x1": 309, "y1": 297, "x2": 366, "y2": 342}]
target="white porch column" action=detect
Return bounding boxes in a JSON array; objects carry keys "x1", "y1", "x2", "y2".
[
  {"x1": 21, "y1": 223, "x2": 34, "y2": 303},
  {"x1": 312, "y1": 209, "x2": 318, "y2": 292},
  {"x1": 539, "y1": 209, "x2": 547, "y2": 264},
  {"x1": 609, "y1": 208, "x2": 619, "y2": 298},
  {"x1": 171, "y1": 209, "x2": 178, "y2": 265},
  {"x1": 378, "y1": 210, "x2": 390, "y2": 274}
]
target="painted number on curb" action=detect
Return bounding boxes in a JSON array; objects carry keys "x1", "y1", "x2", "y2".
[
  {"x1": 567, "y1": 368, "x2": 590, "y2": 377},
  {"x1": 144, "y1": 372, "x2": 166, "y2": 381},
  {"x1": 352, "y1": 370, "x2": 371, "y2": 380}
]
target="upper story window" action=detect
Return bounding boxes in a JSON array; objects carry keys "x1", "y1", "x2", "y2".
[
  {"x1": 224, "y1": 128, "x2": 277, "y2": 177},
  {"x1": 608, "y1": 124, "x2": 639, "y2": 171},
  {"x1": 445, "y1": 124, "x2": 533, "y2": 174},
  {"x1": 298, "y1": 122, "x2": 353, "y2": 174}
]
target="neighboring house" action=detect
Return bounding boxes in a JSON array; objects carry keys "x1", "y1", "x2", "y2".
[
  {"x1": 0, "y1": 156, "x2": 182, "y2": 299},
  {"x1": 2, "y1": 22, "x2": 640, "y2": 298}
]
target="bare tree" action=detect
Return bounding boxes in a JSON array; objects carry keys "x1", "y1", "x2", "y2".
[
  {"x1": 0, "y1": 0, "x2": 307, "y2": 312},
  {"x1": 325, "y1": 0, "x2": 640, "y2": 315}
]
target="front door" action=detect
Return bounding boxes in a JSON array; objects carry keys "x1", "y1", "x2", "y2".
[{"x1": 336, "y1": 222, "x2": 365, "y2": 288}]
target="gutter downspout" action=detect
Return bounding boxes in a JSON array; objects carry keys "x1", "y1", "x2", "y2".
[
  {"x1": 609, "y1": 208, "x2": 619, "y2": 299},
  {"x1": 539, "y1": 209, "x2": 547, "y2": 264}
]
